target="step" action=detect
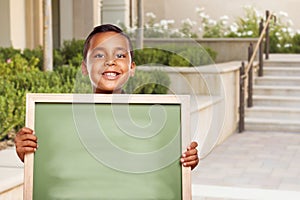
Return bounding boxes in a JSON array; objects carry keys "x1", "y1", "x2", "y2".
[
  {"x1": 264, "y1": 59, "x2": 300, "y2": 67},
  {"x1": 246, "y1": 106, "x2": 300, "y2": 120},
  {"x1": 245, "y1": 118, "x2": 300, "y2": 133},
  {"x1": 253, "y1": 95, "x2": 300, "y2": 108},
  {"x1": 253, "y1": 85, "x2": 300, "y2": 97},
  {"x1": 255, "y1": 76, "x2": 300, "y2": 86},
  {"x1": 264, "y1": 67, "x2": 300, "y2": 76}
]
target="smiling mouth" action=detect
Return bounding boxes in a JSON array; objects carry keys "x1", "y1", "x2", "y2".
[{"x1": 102, "y1": 72, "x2": 121, "y2": 79}]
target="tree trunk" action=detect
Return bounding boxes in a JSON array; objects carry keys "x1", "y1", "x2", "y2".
[
  {"x1": 136, "y1": 0, "x2": 143, "y2": 49},
  {"x1": 43, "y1": 0, "x2": 53, "y2": 71}
]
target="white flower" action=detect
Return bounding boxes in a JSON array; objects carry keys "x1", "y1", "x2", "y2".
[
  {"x1": 221, "y1": 20, "x2": 228, "y2": 25},
  {"x1": 230, "y1": 25, "x2": 238, "y2": 32},
  {"x1": 167, "y1": 20, "x2": 175, "y2": 24},
  {"x1": 284, "y1": 44, "x2": 292, "y2": 48},
  {"x1": 230, "y1": 23, "x2": 238, "y2": 32},
  {"x1": 220, "y1": 15, "x2": 229, "y2": 20},
  {"x1": 199, "y1": 12, "x2": 209, "y2": 19},
  {"x1": 208, "y1": 19, "x2": 217, "y2": 25},
  {"x1": 253, "y1": 8, "x2": 261, "y2": 17},
  {"x1": 182, "y1": 18, "x2": 196, "y2": 26},
  {"x1": 196, "y1": 7, "x2": 205, "y2": 13},
  {"x1": 279, "y1": 11, "x2": 288, "y2": 17},
  {"x1": 247, "y1": 30, "x2": 253, "y2": 36},
  {"x1": 153, "y1": 23, "x2": 160, "y2": 28},
  {"x1": 287, "y1": 19, "x2": 294, "y2": 26},
  {"x1": 277, "y1": 44, "x2": 281, "y2": 48},
  {"x1": 160, "y1": 20, "x2": 168, "y2": 26},
  {"x1": 146, "y1": 12, "x2": 156, "y2": 18},
  {"x1": 282, "y1": 27, "x2": 287, "y2": 32}
]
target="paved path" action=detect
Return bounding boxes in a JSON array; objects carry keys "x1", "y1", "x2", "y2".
[{"x1": 192, "y1": 131, "x2": 300, "y2": 199}]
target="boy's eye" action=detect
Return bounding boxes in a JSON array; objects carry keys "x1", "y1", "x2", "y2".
[
  {"x1": 116, "y1": 53, "x2": 126, "y2": 58},
  {"x1": 94, "y1": 53, "x2": 104, "y2": 58}
]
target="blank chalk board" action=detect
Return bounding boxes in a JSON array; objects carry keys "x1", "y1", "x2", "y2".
[{"x1": 24, "y1": 94, "x2": 191, "y2": 200}]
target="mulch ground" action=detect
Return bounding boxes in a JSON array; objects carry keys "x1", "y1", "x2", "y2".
[{"x1": 0, "y1": 131, "x2": 16, "y2": 150}]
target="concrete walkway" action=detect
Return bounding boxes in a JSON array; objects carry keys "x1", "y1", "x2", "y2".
[
  {"x1": 0, "y1": 147, "x2": 23, "y2": 199},
  {"x1": 1, "y1": 131, "x2": 300, "y2": 199},
  {"x1": 192, "y1": 131, "x2": 300, "y2": 199}
]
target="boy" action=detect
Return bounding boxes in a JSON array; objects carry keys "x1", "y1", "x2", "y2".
[{"x1": 15, "y1": 24, "x2": 199, "y2": 169}]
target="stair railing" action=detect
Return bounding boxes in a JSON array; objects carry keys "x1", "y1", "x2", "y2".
[{"x1": 239, "y1": 10, "x2": 276, "y2": 133}]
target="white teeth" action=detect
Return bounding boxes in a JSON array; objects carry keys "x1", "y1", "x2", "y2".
[{"x1": 105, "y1": 72, "x2": 117, "y2": 77}]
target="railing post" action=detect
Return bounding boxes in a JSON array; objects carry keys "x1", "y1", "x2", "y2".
[
  {"x1": 239, "y1": 62, "x2": 245, "y2": 133},
  {"x1": 258, "y1": 19, "x2": 264, "y2": 77},
  {"x1": 265, "y1": 10, "x2": 270, "y2": 60},
  {"x1": 247, "y1": 43, "x2": 253, "y2": 107}
]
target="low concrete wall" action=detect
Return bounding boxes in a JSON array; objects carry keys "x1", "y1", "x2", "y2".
[
  {"x1": 0, "y1": 184, "x2": 23, "y2": 200},
  {"x1": 0, "y1": 147, "x2": 24, "y2": 200},
  {"x1": 138, "y1": 61, "x2": 241, "y2": 157},
  {"x1": 141, "y1": 38, "x2": 258, "y2": 63}
]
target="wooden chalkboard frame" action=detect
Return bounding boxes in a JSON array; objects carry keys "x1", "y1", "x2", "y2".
[{"x1": 24, "y1": 93, "x2": 191, "y2": 199}]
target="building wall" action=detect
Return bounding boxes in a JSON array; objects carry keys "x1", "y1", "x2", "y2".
[
  {"x1": 0, "y1": 0, "x2": 27, "y2": 49},
  {"x1": 102, "y1": 0, "x2": 130, "y2": 26},
  {"x1": 25, "y1": 0, "x2": 43, "y2": 49},
  {"x1": 0, "y1": 0, "x2": 11, "y2": 47}
]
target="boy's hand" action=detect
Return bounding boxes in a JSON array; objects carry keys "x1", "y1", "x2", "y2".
[
  {"x1": 14, "y1": 127, "x2": 38, "y2": 162},
  {"x1": 180, "y1": 141, "x2": 199, "y2": 170}
]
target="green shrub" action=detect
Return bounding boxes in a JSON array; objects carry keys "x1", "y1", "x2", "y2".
[
  {"x1": 169, "y1": 46, "x2": 216, "y2": 66},
  {"x1": 0, "y1": 55, "x2": 78, "y2": 140},
  {"x1": 134, "y1": 48, "x2": 171, "y2": 66},
  {"x1": 124, "y1": 69, "x2": 170, "y2": 94},
  {"x1": 0, "y1": 47, "x2": 21, "y2": 62},
  {"x1": 134, "y1": 45, "x2": 216, "y2": 67},
  {"x1": 61, "y1": 39, "x2": 85, "y2": 66},
  {"x1": 291, "y1": 34, "x2": 300, "y2": 53},
  {"x1": 53, "y1": 49, "x2": 65, "y2": 67},
  {"x1": 22, "y1": 47, "x2": 44, "y2": 70}
]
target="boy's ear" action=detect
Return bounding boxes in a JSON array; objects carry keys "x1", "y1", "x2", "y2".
[
  {"x1": 130, "y1": 62, "x2": 136, "y2": 77},
  {"x1": 81, "y1": 61, "x2": 88, "y2": 75}
]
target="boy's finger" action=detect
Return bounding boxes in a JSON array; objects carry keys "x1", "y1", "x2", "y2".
[
  {"x1": 182, "y1": 148, "x2": 198, "y2": 157},
  {"x1": 181, "y1": 155, "x2": 198, "y2": 163},
  {"x1": 17, "y1": 127, "x2": 34, "y2": 135},
  {"x1": 187, "y1": 141, "x2": 198, "y2": 150},
  {"x1": 18, "y1": 134, "x2": 37, "y2": 142},
  {"x1": 182, "y1": 160, "x2": 199, "y2": 168},
  {"x1": 19, "y1": 140, "x2": 38, "y2": 148},
  {"x1": 17, "y1": 146, "x2": 37, "y2": 154}
]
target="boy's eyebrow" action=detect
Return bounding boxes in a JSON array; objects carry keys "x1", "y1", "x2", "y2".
[
  {"x1": 90, "y1": 47, "x2": 105, "y2": 52},
  {"x1": 114, "y1": 47, "x2": 129, "y2": 52},
  {"x1": 91, "y1": 46, "x2": 129, "y2": 53}
]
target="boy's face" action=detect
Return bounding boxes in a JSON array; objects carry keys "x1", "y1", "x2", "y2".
[{"x1": 82, "y1": 31, "x2": 136, "y2": 93}]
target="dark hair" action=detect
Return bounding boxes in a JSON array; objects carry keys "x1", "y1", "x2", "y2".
[{"x1": 83, "y1": 24, "x2": 134, "y2": 62}]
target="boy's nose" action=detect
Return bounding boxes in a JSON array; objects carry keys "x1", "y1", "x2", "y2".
[{"x1": 105, "y1": 58, "x2": 116, "y2": 66}]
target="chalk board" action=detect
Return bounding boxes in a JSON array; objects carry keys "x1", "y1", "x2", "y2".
[{"x1": 24, "y1": 94, "x2": 191, "y2": 200}]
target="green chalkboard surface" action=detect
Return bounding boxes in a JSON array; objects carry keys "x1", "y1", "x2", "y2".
[{"x1": 24, "y1": 94, "x2": 190, "y2": 200}]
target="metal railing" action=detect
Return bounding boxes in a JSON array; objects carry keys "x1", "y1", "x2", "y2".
[{"x1": 239, "y1": 10, "x2": 276, "y2": 132}]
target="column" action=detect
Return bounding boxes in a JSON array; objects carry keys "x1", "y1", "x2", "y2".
[
  {"x1": 0, "y1": 0, "x2": 11, "y2": 47},
  {"x1": 102, "y1": 0, "x2": 130, "y2": 27},
  {"x1": 0, "y1": 0, "x2": 27, "y2": 49}
]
